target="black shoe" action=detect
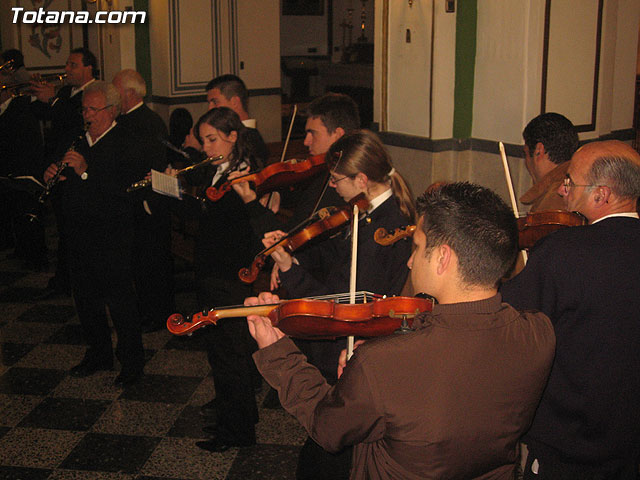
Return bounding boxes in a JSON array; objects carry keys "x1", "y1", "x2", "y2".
[
  {"x1": 200, "y1": 398, "x2": 219, "y2": 417},
  {"x1": 262, "y1": 387, "x2": 282, "y2": 409},
  {"x1": 70, "y1": 358, "x2": 113, "y2": 378},
  {"x1": 114, "y1": 369, "x2": 143, "y2": 387},
  {"x1": 196, "y1": 436, "x2": 255, "y2": 453}
]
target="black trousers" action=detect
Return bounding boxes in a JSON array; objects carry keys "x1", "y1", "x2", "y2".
[
  {"x1": 523, "y1": 444, "x2": 639, "y2": 480},
  {"x1": 133, "y1": 209, "x2": 175, "y2": 326},
  {"x1": 68, "y1": 233, "x2": 144, "y2": 372},
  {"x1": 197, "y1": 275, "x2": 258, "y2": 442}
]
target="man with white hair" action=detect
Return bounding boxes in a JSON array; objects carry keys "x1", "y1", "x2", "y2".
[
  {"x1": 44, "y1": 81, "x2": 147, "y2": 387},
  {"x1": 113, "y1": 69, "x2": 174, "y2": 333}
]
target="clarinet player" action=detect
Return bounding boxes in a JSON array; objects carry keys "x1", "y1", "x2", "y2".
[{"x1": 43, "y1": 81, "x2": 147, "y2": 387}]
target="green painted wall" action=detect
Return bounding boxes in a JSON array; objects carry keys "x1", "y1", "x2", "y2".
[
  {"x1": 452, "y1": 0, "x2": 477, "y2": 139},
  {"x1": 134, "y1": 0, "x2": 152, "y2": 96}
]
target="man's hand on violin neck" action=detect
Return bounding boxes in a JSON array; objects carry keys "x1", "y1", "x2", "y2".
[{"x1": 245, "y1": 293, "x2": 285, "y2": 349}]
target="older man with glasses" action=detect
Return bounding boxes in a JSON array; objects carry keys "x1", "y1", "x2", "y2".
[
  {"x1": 501, "y1": 140, "x2": 640, "y2": 479},
  {"x1": 44, "y1": 81, "x2": 148, "y2": 388}
]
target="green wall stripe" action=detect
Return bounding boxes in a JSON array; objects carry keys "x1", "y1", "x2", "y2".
[
  {"x1": 134, "y1": 0, "x2": 152, "y2": 96},
  {"x1": 452, "y1": 0, "x2": 477, "y2": 139}
]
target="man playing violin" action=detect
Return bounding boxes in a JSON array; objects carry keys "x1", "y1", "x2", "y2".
[
  {"x1": 520, "y1": 112, "x2": 579, "y2": 212},
  {"x1": 246, "y1": 182, "x2": 556, "y2": 480},
  {"x1": 501, "y1": 140, "x2": 640, "y2": 479},
  {"x1": 229, "y1": 92, "x2": 360, "y2": 234}
]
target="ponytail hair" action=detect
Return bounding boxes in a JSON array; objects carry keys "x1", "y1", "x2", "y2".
[{"x1": 327, "y1": 129, "x2": 416, "y2": 221}]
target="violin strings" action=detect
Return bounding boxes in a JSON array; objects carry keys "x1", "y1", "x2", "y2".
[{"x1": 202, "y1": 291, "x2": 381, "y2": 313}]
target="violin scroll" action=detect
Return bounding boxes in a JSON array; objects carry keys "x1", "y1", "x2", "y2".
[{"x1": 374, "y1": 225, "x2": 417, "y2": 246}]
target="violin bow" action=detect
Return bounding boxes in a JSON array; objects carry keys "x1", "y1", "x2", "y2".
[
  {"x1": 499, "y1": 141, "x2": 528, "y2": 264},
  {"x1": 347, "y1": 202, "x2": 360, "y2": 360},
  {"x1": 264, "y1": 104, "x2": 298, "y2": 212}
]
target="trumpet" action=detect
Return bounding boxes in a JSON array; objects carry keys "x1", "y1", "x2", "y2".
[
  {"x1": 0, "y1": 59, "x2": 15, "y2": 73},
  {"x1": 1, "y1": 72, "x2": 67, "y2": 95},
  {"x1": 127, "y1": 155, "x2": 224, "y2": 193},
  {"x1": 38, "y1": 133, "x2": 83, "y2": 203}
]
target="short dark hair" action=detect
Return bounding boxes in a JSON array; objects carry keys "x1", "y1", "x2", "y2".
[
  {"x1": 206, "y1": 74, "x2": 248, "y2": 112},
  {"x1": 522, "y1": 112, "x2": 579, "y2": 165},
  {"x1": 1, "y1": 49, "x2": 24, "y2": 69},
  {"x1": 305, "y1": 92, "x2": 360, "y2": 134},
  {"x1": 416, "y1": 182, "x2": 518, "y2": 287},
  {"x1": 70, "y1": 47, "x2": 98, "y2": 77}
]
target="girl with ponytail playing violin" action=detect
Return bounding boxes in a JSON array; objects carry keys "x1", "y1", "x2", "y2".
[{"x1": 260, "y1": 129, "x2": 415, "y2": 479}]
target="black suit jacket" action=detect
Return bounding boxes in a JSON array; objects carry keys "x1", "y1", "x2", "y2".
[
  {"x1": 31, "y1": 85, "x2": 85, "y2": 160},
  {"x1": 0, "y1": 95, "x2": 44, "y2": 177},
  {"x1": 117, "y1": 104, "x2": 169, "y2": 172},
  {"x1": 281, "y1": 195, "x2": 412, "y2": 298},
  {"x1": 501, "y1": 216, "x2": 640, "y2": 465},
  {"x1": 61, "y1": 124, "x2": 147, "y2": 255}
]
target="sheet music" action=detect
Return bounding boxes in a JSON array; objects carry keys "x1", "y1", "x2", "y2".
[
  {"x1": 1, "y1": 175, "x2": 45, "y2": 188},
  {"x1": 151, "y1": 169, "x2": 182, "y2": 199}
]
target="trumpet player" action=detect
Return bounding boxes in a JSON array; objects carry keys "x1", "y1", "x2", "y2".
[
  {"x1": 44, "y1": 81, "x2": 148, "y2": 387},
  {"x1": 31, "y1": 48, "x2": 97, "y2": 301}
]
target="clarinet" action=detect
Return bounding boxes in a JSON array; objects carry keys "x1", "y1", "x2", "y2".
[{"x1": 38, "y1": 133, "x2": 84, "y2": 204}]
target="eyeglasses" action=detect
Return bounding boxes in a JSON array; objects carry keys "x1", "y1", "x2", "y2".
[
  {"x1": 329, "y1": 172, "x2": 355, "y2": 184},
  {"x1": 81, "y1": 104, "x2": 112, "y2": 115},
  {"x1": 562, "y1": 173, "x2": 605, "y2": 194}
]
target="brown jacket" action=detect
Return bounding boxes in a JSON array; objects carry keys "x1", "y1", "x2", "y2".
[
  {"x1": 520, "y1": 161, "x2": 569, "y2": 212},
  {"x1": 254, "y1": 295, "x2": 555, "y2": 479}
]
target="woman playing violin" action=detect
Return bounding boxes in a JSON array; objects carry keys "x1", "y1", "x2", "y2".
[
  {"x1": 186, "y1": 106, "x2": 263, "y2": 452},
  {"x1": 265, "y1": 129, "x2": 415, "y2": 300},
  {"x1": 261, "y1": 129, "x2": 415, "y2": 479}
]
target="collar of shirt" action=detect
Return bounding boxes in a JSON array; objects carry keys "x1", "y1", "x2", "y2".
[
  {"x1": 366, "y1": 188, "x2": 393, "y2": 214},
  {"x1": 86, "y1": 120, "x2": 117, "y2": 147},
  {"x1": 70, "y1": 78, "x2": 96, "y2": 98},
  {"x1": 210, "y1": 159, "x2": 249, "y2": 187},
  {"x1": 242, "y1": 118, "x2": 256, "y2": 128},
  {"x1": 125, "y1": 101, "x2": 144, "y2": 115},
  {"x1": 0, "y1": 96, "x2": 13, "y2": 117},
  {"x1": 592, "y1": 212, "x2": 640, "y2": 224}
]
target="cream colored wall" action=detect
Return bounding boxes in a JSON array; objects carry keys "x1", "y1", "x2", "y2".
[
  {"x1": 385, "y1": 1, "x2": 432, "y2": 136},
  {"x1": 387, "y1": 146, "x2": 532, "y2": 214},
  {"x1": 472, "y1": 0, "x2": 544, "y2": 145},
  {"x1": 377, "y1": 0, "x2": 638, "y2": 145},
  {"x1": 610, "y1": 0, "x2": 640, "y2": 132},
  {"x1": 147, "y1": 0, "x2": 280, "y2": 142}
]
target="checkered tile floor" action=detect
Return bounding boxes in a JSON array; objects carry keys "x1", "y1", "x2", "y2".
[{"x1": 0, "y1": 241, "x2": 306, "y2": 479}]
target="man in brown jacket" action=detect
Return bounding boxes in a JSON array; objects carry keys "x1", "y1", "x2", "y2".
[
  {"x1": 246, "y1": 182, "x2": 556, "y2": 479},
  {"x1": 520, "y1": 112, "x2": 579, "y2": 212}
]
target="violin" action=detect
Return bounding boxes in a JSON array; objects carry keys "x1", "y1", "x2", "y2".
[
  {"x1": 516, "y1": 210, "x2": 586, "y2": 250},
  {"x1": 206, "y1": 154, "x2": 326, "y2": 202},
  {"x1": 167, "y1": 292, "x2": 434, "y2": 339},
  {"x1": 374, "y1": 210, "x2": 587, "y2": 250},
  {"x1": 374, "y1": 224, "x2": 416, "y2": 246},
  {"x1": 238, "y1": 193, "x2": 369, "y2": 284}
]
